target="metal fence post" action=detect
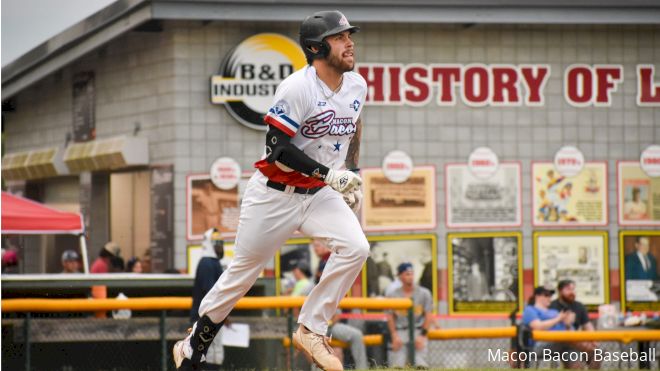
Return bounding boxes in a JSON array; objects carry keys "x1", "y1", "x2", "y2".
[
  {"x1": 24, "y1": 312, "x2": 31, "y2": 371},
  {"x1": 160, "y1": 310, "x2": 167, "y2": 371},
  {"x1": 287, "y1": 309, "x2": 294, "y2": 366},
  {"x1": 407, "y1": 304, "x2": 415, "y2": 366}
]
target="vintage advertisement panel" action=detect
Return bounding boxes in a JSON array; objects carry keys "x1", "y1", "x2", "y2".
[
  {"x1": 361, "y1": 166, "x2": 436, "y2": 231},
  {"x1": 361, "y1": 234, "x2": 438, "y2": 312},
  {"x1": 617, "y1": 161, "x2": 660, "y2": 226},
  {"x1": 186, "y1": 173, "x2": 250, "y2": 240},
  {"x1": 532, "y1": 162, "x2": 608, "y2": 227},
  {"x1": 448, "y1": 232, "x2": 522, "y2": 314},
  {"x1": 619, "y1": 231, "x2": 660, "y2": 312},
  {"x1": 445, "y1": 162, "x2": 522, "y2": 228},
  {"x1": 533, "y1": 231, "x2": 609, "y2": 309}
]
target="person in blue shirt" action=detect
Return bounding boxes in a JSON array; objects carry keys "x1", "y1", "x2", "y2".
[
  {"x1": 522, "y1": 286, "x2": 577, "y2": 367},
  {"x1": 523, "y1": 286, "x2": 573, "y2": 331}
]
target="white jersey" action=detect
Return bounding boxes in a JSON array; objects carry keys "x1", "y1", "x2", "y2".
[{"x1": 255, "y1": 65, "x2": 367, "y2": 188}]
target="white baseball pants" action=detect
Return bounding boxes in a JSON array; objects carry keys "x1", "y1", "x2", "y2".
[{"x1": 199, "y1": 171, "x2": 370, "y2": 336}]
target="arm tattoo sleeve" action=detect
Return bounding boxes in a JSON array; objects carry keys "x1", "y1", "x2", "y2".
[{"x1": 345, "y1": 117, "x2": 362, "y2": 169}]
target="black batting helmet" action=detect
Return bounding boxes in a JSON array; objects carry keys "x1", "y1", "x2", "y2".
[{"x1": 299, "y1": 10, "x2": 360, "y2": 64}]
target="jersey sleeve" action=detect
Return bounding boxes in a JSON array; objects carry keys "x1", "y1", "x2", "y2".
[{"x1": 264, "y1": 79, "x2": 310, "y2": 137}]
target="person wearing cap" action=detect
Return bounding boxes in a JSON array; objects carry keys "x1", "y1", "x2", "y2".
[
  {"x1": 550, "y1": 279, "x2": 601, "y2": 369},
  {"x1": 61, "y1": 250, "x2": 81, "y2": 274},
  {"x1": 522, "y1": 286, "x2": 575, "y2": 364},
  {"x1": 91, "y1": 241, "x2": 121, "y2": 273},
  {"x1": 385, "y1": 262, "x2": 433, "y2": 368}
]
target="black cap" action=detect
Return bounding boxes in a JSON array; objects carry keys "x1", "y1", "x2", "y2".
[
  {"x1": 533, "y1": 286, "x2": 555, "y2": 296},
  {"x1": 397, "y1": 262, "x2": 413, "y2": 275}
]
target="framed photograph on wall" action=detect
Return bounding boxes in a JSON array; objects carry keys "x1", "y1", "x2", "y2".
[
  {"x1": 360, "y1": 166, "x2": 437, "y2": 231},
  {"x1": 533, "y1": 231, "x2": 609, "y2": 310},
  {"x1": 447, "y1": 232, "x2": 522, "y2": 314},
  {"x1": 361, "y1": 234, "x2": 437, "y2": 312},
  {"x1": 619, "y1": 231, "x2": 660, "y2": 312},
  {"x1": 186, "y1": 173, "x2": 250, "y2": 240},
  {"x1": 617, "y1": 162, "x2": 660, "y2": 227},
  {"x1": 532, "y1": 162, "x2": 608, "y2": 227},
  {"x1": 445, "y1": 162, "x2": 522, "y2": 228}
]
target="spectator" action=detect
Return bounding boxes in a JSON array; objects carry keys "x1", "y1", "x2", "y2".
[
  {"x1": 550, "y1": 279, "x2": 601, "y2": 369},
  {"x1": 522, "y1": 286, "x2": 575, "y2": 365},
  {"x1": 61, "y1": 250, "x2": 81, "y2": 273},
  {"x1": 1, "y1": 248, "x2": 19, "y2": 274},
  {"x1": 110, "y1": 256, "x2": 125, "y2": 273},
  {"x1": 311, "y1": 238, "x2": 331, "y2": 284},
  {"x1": 386, "y1": 262, "x2": 433, "y2": 368},
  {"x1": 625, "y1": 236, "x2": 658, "y2": 280},
  {"x1": 190, "y1": 228, "x2": 225, "y2": 370},
  {"x1": 91, "y1": 241, "x2": 121, "y2": 273},
  {"x1": 290, "y1": 261, "x2": 314, "y2": 296},
  {"x1": 126, "y1": 257, "x2": 143, "y2": 273}
]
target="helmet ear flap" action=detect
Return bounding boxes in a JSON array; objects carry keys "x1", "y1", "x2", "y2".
[{"x1": 304, "y1": 41, "x2": 330, "y2": 61}]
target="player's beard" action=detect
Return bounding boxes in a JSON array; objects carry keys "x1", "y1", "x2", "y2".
[{"x1": 327, "y1": 49, "x2": 354, "y2": 73}]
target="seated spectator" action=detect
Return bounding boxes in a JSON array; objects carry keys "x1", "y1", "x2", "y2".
[
  {"x1": 91, "y1": 241, "x2": 121, "y2": 273},
  {"x1": 61, "y1": 250, "x2": 81, "y2": 273},
  {"x1": 523, "y1": 286, "x2": 576, "y2": 366},
  {"x1": 386, "y1": 262, "x2": 433, "y2": 369},
  {"x1": 126, "y1": 257, "x2": 143, "y2": 273},
  {"x1": 550, "y1": 279, "x2": 601, "y2": 369},
  {"x1": 290, "y1": 261, "x2": 314, "y2": 296}
]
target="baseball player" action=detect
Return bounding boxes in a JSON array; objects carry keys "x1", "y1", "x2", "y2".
[{"x1": 174, "y1": 10, "x2": 369, "y2": 371}]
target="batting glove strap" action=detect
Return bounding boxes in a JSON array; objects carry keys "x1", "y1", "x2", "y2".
[{"x1": 325, "y1": 169, "x2": 362, "y2": 194}]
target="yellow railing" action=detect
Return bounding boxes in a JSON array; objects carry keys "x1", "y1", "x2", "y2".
[
  {"x1": 0, "y1": 296, "x2": 412, "y2": 313},
  {"x1": 428, "y1": 326, "x2": 516, "y2": 339},
  {"x1": 534, "y1": 329, "x2": 660, "y2": 344}
]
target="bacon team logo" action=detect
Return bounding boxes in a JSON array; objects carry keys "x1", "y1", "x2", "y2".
[{"x1": 211, "y1": 33, "x2": 306, "y2": 130}]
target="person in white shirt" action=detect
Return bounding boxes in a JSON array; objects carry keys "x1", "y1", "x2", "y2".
[{"x1": 174, "y1": 10, "x2": 368, "y2": 371}]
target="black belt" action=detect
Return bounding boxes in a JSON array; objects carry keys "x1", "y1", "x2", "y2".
[{"x1": 266, "y1": 180, "x2": 324, "y2": 195}]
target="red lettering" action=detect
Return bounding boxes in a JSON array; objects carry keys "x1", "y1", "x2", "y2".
[
  {"x1": 388, "y1": 66, "x2": 402, "y2": 103},
  {"x1": 404, "y1": 66, "x2": 430, "y2": 104},
  {"x1": 595, "y1": 66, "x2": 623, "y2": 105},
  {"x1": 471, "y1": 160, "x2": 493, "y2": 166},
  {"x1": 566, "y1": 66, "x2": 593, "y2": 106},
  {"x1": 463, "y1": 66, "x2": 489, "y2": 105},
  {"x1": 431, "y1": 65, "x2": 461, "y2": 104},
  {"x1": 644, "y1": 158, "x2": 660, "y2": 164},
  {"x1": 492, "y1": 67, "x2": 519, "y2": 104},
  {"x1": 521, "y1": 66, "x2": 549, "y2": 105},
  {"x1": 637, "y1": 65, "x2": 660, "y2": 106},
  {"x1": 358, "y1": 65, "x2": 385, "y2": 102}
]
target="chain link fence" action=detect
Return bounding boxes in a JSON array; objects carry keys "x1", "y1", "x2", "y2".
[{"x1": 3, "y1": 311, "x2": 660, "y2": 370}]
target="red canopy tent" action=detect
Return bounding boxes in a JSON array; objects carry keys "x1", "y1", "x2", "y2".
[{"x1": 1, "y1": 192, "x2": 89, "y2": 273}]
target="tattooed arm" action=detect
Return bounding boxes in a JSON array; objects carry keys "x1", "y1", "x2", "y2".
[{"x1": 345, "y1": 117, "x2": 362, "y2": 170}]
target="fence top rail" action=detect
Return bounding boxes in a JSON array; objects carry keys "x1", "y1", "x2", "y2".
[
  {"x1": 1, "y1": 296, "x2": 412, "y2": 313},
  {"x1": 533, "y1": 329, "x2": 660, "y2": 343}
]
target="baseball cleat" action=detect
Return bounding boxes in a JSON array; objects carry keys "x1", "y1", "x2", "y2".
[{"x1": 293, "y1": 325, "x2": 343, "y2": 371}]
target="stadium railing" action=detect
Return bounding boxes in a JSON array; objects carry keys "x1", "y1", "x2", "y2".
[{"x1": 1, "y1": 296, "x2": 413, "y2": 371}]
